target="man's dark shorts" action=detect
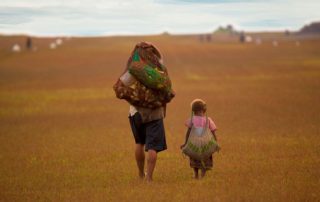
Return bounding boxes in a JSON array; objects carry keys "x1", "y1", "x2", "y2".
[{"x1": 129, "y1": 112, "x2": 167, "y2": 152}]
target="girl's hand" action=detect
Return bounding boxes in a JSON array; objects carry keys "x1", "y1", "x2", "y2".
[{"x1": 216, "y1": 145, "x2": 221, "y2": 152}]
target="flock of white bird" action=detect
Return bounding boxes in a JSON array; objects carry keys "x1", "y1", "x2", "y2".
[
  {"x1": 11, "y1": 37, "x2": 70, "y2": 53},
  {"x1": 243, "y1": 35, "x2": 301, "y2": 47}
]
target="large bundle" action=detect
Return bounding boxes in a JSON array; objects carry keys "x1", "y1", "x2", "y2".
[
  {"x1": 113, "y1": 42, "x2": 175, "y2": 108},
  {"x1": 129, "y1": 50, "x2": 172, "y2": 94},
  {"x1": 128, "y1": 42, "x2": 173, "y2": 93},
  {"x1": 182, "y1": 116, "x2": 219, "y2": 161},
  {"x1": 113, "y1": 78, "x2": 173, "y2": 109}
]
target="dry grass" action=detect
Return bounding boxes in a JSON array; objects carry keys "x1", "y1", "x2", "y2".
[{"x1": 0, "y1": 34, "x2": 319, "y2": 201}]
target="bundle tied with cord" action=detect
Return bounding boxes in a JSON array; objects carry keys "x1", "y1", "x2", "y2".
[
  {"x1": 128, "y1": 46, "x2": 172, "y2": 94},
  {"x1": 113, "y1": 42, "x2": 175, "y2": 108}
]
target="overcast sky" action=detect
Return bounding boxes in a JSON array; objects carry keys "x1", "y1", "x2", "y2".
[{"x1": 0, "y1": 0, "x2": 319, "y2": 36}]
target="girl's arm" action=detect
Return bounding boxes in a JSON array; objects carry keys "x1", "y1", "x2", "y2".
[
  {"x1": 211, "y1": 130, "x2": 221, "y2": 152},
  {"x1": 180, "y1": 127, "x2": 191, "y2": 149},
  {"x1": 211, "y1": 130, "x2": 218, "y2": 142}
]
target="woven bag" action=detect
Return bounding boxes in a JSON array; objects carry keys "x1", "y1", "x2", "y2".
[{"x1": 182, "y1": 114, "x2": 219, "y2": 161}]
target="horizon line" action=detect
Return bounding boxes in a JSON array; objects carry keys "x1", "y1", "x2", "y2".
[{"x1": 0, "y1": 27, "x2": 306, "y2": 38}]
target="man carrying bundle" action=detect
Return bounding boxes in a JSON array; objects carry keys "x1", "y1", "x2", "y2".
[{"x1": 113, "y1": 42, "x2": 175, "y2": 182}]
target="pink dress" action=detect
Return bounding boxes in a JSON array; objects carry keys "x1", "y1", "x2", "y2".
[
  {"x1": 184, "y1": 115, "x2": 217, "y2": 169},
  {"x1": 185, "y1": 116, "x2": 217, "y2": 131}
]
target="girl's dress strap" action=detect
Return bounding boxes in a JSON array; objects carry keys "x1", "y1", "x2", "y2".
[
  {"x1": 205, "y1": 115, "x2": 209, "y2": 129},
  {"x1": 189, "y1": 111, "x2": 194, "y2": 127}
]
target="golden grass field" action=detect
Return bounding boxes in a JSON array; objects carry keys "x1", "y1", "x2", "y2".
[{"x1": 0, "y1": 34, "x2": 319, "y2": 201}]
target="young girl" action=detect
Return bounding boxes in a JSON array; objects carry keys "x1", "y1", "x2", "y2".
[{"x1": 181, "y1": 99, "x2": 219, "y2": 179}]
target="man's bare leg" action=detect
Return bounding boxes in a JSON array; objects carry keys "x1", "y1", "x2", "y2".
[
  {"x1": 146, "y1": 149, "x2": 157, "y2": 181},
  {"x1": 200, "y1": 168, "x2": 206, "y2": 178},
  {"x1": 193, "y1": 168, "x2": 199, "y2": 179},
  {"x1": 135, "y1": 144, "x2": 145, "y2": 179}
]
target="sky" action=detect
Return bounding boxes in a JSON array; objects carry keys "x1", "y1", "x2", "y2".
[{"x1": 0, "y1": 0, "x2": 320, "y2": 36}]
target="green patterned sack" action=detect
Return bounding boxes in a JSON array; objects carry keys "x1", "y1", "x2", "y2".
[
  {"x1": 113, "y1": 42, "x2": 175, "y2": 109},
  {"x1": 128, "y1": 44, "x2": 173, "y2": 94}
]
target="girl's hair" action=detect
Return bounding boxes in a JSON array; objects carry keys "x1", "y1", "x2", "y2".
[{"x1": 191, "y1": 99, "x2": 207, "y2": 113}]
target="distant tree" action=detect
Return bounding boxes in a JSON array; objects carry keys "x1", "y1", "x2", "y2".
[
  {"x1": 162, "y1": 31, "x2": 170, "y2": 36},
  {"x1": 214, "y1": 24, "x2": 236, "y2": 35},
  {"x1": 226, "y1": 24, "x2": 234, "y2": 34},
  {"x1": 299, "y1": 22, "x2": 320, "y2": 34}
]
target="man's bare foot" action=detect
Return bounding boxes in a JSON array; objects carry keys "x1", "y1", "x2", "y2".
[
  {"x1": 145, "y1": 173, "x2": 153, "y2": 182},
  {"x1": 146, "y1": 176, "x2": 152, "y2": 182},
  {"x1": 139, "y1": 172, "x2": 145, "y2": 179},
  {"x1": 200, "y1": 169, "x2": 206, "y2": 179}
]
